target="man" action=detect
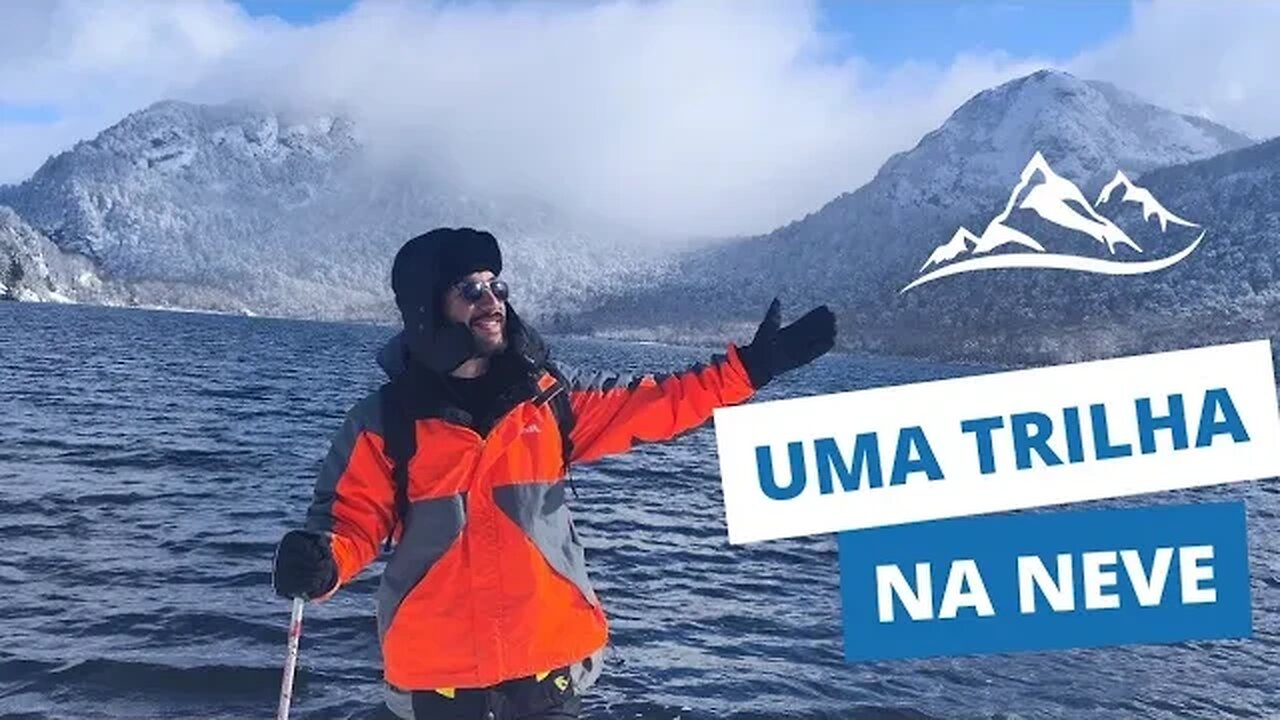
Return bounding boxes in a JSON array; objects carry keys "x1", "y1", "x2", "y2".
[{"x1": 272, "y1": 227, "x2": 836, "y2": 720}]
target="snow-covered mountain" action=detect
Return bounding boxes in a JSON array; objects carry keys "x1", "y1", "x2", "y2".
[
  {"x1": 582, "y1": 70, "x2": 1259, "y2": 362},
  {"x1": 4, "y1": 70, "x2": 1270, "y2": 365},
  {"x1": 0, "y1": 100, "x2": 667, "y2": 321},
  {"x1": 0, "y1": 206, "x2": 113, "y2": 304}
]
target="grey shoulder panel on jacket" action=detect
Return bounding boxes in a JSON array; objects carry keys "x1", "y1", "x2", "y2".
[
  {"x1": 346, "y1": 387, "x2": 387, "y2": 437},
  {"x1": 305, "y1": 387, "x2": 387, "y2": 533},
  {"x1": 557, "y1": 354, "x2": 732, "y2": 393}
]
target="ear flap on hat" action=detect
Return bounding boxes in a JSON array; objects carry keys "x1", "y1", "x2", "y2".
[{"x1": 400, "y1": 302, "x2": 478, "y2": 375}]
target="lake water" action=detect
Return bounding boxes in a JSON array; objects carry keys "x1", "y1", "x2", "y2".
[{"x1": 1, "y1": 301, "x2": 1277, "y2": 719}]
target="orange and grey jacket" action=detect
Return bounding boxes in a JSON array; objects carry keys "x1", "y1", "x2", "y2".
[{"x1": 303, "y1": 318, "x2": 756, "y2": 691}]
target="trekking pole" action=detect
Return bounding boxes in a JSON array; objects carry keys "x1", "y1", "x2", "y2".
[{"x1": 276, "y1": 596, "x2": 306, "y2": 720}]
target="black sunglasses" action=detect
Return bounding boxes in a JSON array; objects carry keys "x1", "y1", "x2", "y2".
[{"x1": 452, "y1": 279, "x2": 510, "y2": 303}]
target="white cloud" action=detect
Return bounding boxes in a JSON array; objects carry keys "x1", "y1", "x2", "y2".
[
  {"x1": 227, "y1": 0, "x2": 1043, "y2": 238},
  {"x1": 0, "y1": 0, "x2": 279, "y2": 185},
  {"x1": 0, "y1": 0, "x2": 1042, "y2": 239},
  {"x1": 0, "y1": 0, "x2": 1274, "y2": 240},
  {"x1": 0, "y1": 117, "x2": 104, "y2": 182},
  {"x1": 1070, "y1": 0, "x2": 1280, "y2": 142},
  {"x1": 0, "y1": 1, "x2": 266, "y2": 107}
]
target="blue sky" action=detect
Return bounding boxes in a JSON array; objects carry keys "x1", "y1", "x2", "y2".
[
  {"x1": 0, "y1": 103, "x2": 60, "y2": 124},
  {"x1": 237, "y1": 0, "x2": 353, "y2": 25},
  {"x1": 819, "y1": 1, "x2": 1132, "y2": 66}
]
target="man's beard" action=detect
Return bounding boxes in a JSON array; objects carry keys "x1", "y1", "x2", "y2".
[{"x1": 472, "y1": 328, "x2": 508, "y2": 356}]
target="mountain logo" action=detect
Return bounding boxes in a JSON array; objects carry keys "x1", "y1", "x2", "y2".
[{"x1": 900, "y1": 152, "x2": 1204, "y2": 293}]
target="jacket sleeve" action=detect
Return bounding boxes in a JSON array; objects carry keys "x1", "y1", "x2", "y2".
[
  {"x1": 304, "y1": 391, "x2": 396, "y2": 587},
  {"x1": 563, "y1": 344, "x2": 756, "y2": 464}
]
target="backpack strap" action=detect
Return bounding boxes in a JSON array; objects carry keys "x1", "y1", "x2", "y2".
[
  {"x1": 552, "y1": 388, "x2": 575, "y2": 474},
  {"x1": 539, "y1": 365, "x2": 578, "y2": 490},
  {"x1": 380, "y1": 379, "x2": 417, "y2": 551}
]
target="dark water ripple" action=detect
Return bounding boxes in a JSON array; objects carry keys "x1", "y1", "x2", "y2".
[{"x1": 2, "y1": 302, "x2": 1279, "y2": 719}]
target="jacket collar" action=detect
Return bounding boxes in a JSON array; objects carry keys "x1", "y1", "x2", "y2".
[{"x1": 376, "y1": 305, "x2": 551, "y2": 383}]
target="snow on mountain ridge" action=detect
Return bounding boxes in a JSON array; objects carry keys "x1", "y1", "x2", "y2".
[
  {"x1": 0, "y1": 205, "x2": 112, "y2": 304},
  {"x1": 870, "y1": 70, "x2": 1252, "y2": 218},
  {"x1": 3, "y1": 100, "x2": 361, "y2": 266},
  {"x1": 1, "y1": 100, "x2": 662, "y2": 321}
]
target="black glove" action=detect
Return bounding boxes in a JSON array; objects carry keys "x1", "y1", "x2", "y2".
[
  {"x1": 736, "y1": 298, "x2": 836, "y2": 388},
  {"x1": 272, "y1": 529, "x2": 339, "y2": 600}
]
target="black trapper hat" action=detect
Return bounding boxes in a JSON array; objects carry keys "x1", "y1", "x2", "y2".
[
  {"x1": 392, "y1": 227, "x2": 502, "y2": 305},
  {"x1": 391, "y1": 227, "x2": 504, "y2": 374}
]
